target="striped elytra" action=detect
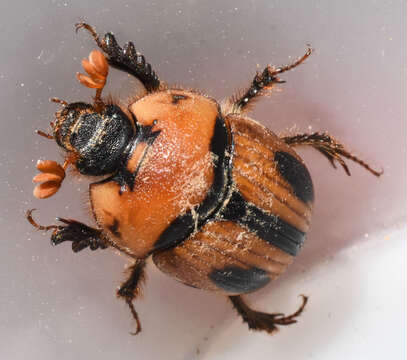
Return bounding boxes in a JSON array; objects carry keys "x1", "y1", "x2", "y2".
[
  {"x1": 152, "y1": 221, "x2": 294, "y2": 294},
  {"x1": 228, "y1": 115, "x2": 313, "y2": 235}
]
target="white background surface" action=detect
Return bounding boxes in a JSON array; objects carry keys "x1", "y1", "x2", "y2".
[{"x1": 1, "y1": 1, "x2": 406, "y2": 359}]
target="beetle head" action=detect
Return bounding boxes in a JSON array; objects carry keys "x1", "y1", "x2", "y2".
[{"x1": 53, "y1": 102, "x2": 134, "y2": 176}]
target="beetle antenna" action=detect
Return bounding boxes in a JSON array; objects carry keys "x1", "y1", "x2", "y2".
[
  {"x1": 32, "y1": 160, "x2": 66, "y2": 199},
  {"x1": 76, "y1": 49, "x2": 109, "y2": 112}
]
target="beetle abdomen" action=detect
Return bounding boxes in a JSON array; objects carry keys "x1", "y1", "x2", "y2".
[{"x1": 153, "y1": 220, "x2": 293, "y2": 294}]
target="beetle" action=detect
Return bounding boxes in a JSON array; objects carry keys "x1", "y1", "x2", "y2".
[{"x1": 27, "y1": 23, "x2": 381, "y2": 335}]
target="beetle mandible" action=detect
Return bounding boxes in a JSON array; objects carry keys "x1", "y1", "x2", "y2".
[{"x1": 27, "y1": 23, "x2": 381, "y2": 335}]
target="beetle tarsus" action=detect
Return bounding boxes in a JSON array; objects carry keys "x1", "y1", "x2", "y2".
[
  {"x1": 26, "y1": 209, "x2": 59, "y2": 231},
  {"x1": 232, "y1": 47, "x2": 312, "y2": 113},
  {"x1": 26, "y1": 210, "x2": 108, "y2": 252},
  {"x1": 50, "y1": 218, "x2": 109, "y2": 252},
  {"x1": 229, "y1": 294, "x2": 308, "y2": 334},
  {"x1": 283, "y1": 132, "x2": 382, "y2": 177},
  {"x1": 117, "y1": 259, "x2": 147, "y2": 335},
  {"x1": 75, "y1": 22, "x2": 103, "y2": 48},
  {"x1": 125, "y1": 298, "x2": 142, "y2": 335}
]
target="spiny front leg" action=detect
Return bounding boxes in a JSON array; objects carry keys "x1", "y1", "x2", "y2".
[
  {"x1": 117, "y1": 259, "x2": 147, "y2": 335},
  {"x1": 75, "y1": 22, "x2": 161, "y2": 92},
  {"x1": 283, "y1": 132, "x2": 382, "y2": 177},
  {"x1": 27, "y1": 209, "x2": 110, "y2": 252},
  {"x1": 229, "y1": 47, "x2": 312, "y2": 114},
  {"x1": 229, "y1": 295, "x2": 308, "y2": 334}
]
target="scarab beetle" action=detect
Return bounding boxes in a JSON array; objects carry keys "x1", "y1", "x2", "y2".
[{"x1": 28, "y1": 23, "x2": 381, "y2": 335}]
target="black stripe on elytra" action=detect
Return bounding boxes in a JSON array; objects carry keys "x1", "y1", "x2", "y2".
[
  {"x1": 219, "y1": 191, "x2": 306, "y2": 256},
  {"x1": 274, "y1": 151, "x2": 314, "y2": 203},
  {"x1": 153, "y1": 114, "x2": 232, "y2": 252},
  {"x1": 209, "y1": 265, "x2": 270, "y2": 293},
  {"x1": 109, "y1": 124, "x2": 161, "y2": 194}
]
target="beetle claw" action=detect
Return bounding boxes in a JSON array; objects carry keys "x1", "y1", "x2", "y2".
[
  {"x1": 230, "y1": 295, "x2": 308, "y2": 334},
  {"x1": 125, "y1": 298, "x2": 142, "y2": 336},
  {"x1": 27, "y1": 210, "x2": 107, "y2": 253}
]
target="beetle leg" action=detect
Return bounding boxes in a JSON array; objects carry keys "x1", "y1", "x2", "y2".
[
  {"x1": 229, "y1": 294, "x2": 308, "y2": 334},
  {"x1": 117, "y1": 259, "x2": 147, "y2": 335},
  {"x1": 26, "y1": 209, "x2": 110, "y2": 252},
  {"x1": 75, "y1": 22, "x2": 161, "y2": 92},
  {"x1": 229, "y1": 47, "x2": 312, "y2": 114},
  {"x1": 283, "y1": 132, "x2": 382, "y2": 177}
]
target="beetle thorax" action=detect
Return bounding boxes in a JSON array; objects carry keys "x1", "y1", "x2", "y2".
[{"x1": 89, "y1": 89, "x2": 223, "y2": 258}]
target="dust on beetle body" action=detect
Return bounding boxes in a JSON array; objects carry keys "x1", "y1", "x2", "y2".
[{"x1": 28, "y1": 23, "x2": 381, "y2": 335}]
